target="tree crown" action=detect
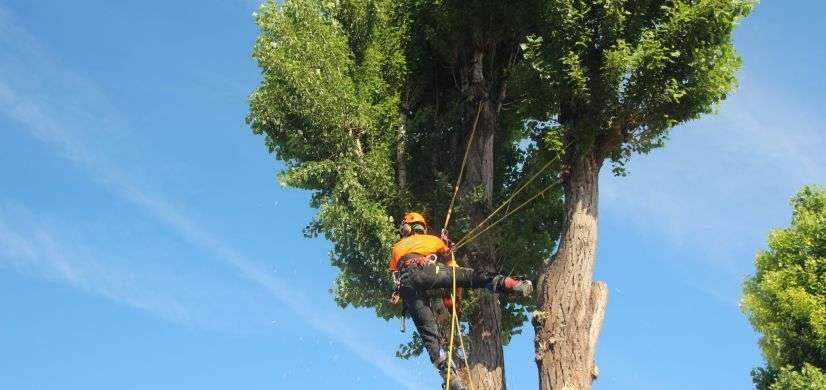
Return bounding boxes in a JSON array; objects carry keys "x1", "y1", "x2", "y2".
[
  {"x1": 248, "y1": 0, "x2": 563, "y2": 342},
  {"x1": 742, "y1": 185, "x2": 826, "y2": 389},
  {"x1": 521, "y1": 0, "x2": 756, "y2": 173}
]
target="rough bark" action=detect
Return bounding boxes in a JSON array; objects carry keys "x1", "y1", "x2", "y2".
[
  {"x1": 533, "y1": 151, "x2": 608, "y2": 390},
  {"x1": 464, "y1": 111, "x2": 503, "y2": 389},
  {"x1": 460, "y1": 46, "x2": 506, "y2": 390},
  {"x1": 587, "y1": 281, "x2": 608, "y2": 380}
]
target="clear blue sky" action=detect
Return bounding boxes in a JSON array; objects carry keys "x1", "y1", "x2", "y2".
[{"x1": 1, "y1": 1, "x2": 823, "y2": 389}]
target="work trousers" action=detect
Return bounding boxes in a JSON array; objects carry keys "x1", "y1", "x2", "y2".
[{"x1": 398, "y1": 261, "x2": 498, "y2": 366}]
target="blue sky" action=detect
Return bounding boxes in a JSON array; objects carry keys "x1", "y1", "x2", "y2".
[{"x1": 0, "y1": 1, "x2": 823, "y2": 389}]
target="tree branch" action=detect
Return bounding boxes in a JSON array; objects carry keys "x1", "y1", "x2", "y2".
[{"x1": 595, "y1": 112, "x2": 642, "y2": 160}]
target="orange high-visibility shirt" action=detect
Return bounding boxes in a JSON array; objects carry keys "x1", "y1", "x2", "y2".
[{"x1": 389, "y1": 234, "x2": 452, "y2": 271}]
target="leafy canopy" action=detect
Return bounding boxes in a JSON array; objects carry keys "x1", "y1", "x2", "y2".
[
  {"x1": 248, "y1": 0, "x2": 563, "y2": 345},
  {"x1": 249, "y1": 0, "x2": 409, "y2": 318},
  {"x1": 521, "y1": 0, "x2": 756, "y2": 171},
  {"x1": 742, "y1": 185, "x2": 826, "y2": 389},
  {"x1": 247, "y1": 0, "x2": 758, "y2": 359},
  {"x1": 394, "y1": 0, "x2": 563, "y2": 345}
]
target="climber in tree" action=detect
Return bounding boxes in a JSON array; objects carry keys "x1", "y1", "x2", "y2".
[{"x1": 390, "y1": 212, "x2": 533, "y2": 390}]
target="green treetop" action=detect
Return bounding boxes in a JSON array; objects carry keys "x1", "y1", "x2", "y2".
[
  {"x1": 248, "y1": 0, "x2": 562, "y2": 345},
  {"x1": 521, "y1": 0, "x2": 756, "y2": 171},
  {"x1": 742, "y1": 185, "x2": 826, "y2": 390},
  {"x1": 518, "y1": 1, "x2": 755, "y2": 387},
  {"x1": 249, "y1": 0, "x2": 410, "y2": 318}
]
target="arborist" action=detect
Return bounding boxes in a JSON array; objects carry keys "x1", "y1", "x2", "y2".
[{"x1": 390, "y1": 211, "x2": 533, "y2": 390}]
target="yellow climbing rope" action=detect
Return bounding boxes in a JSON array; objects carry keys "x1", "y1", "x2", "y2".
[
  {"x1": 443, "y1": 102, "x2": 484, "y2": 230},
  {"x1": 454, "y1": 177, "x2": 563, "y2": 250},
  {"x1": 442, "y1": 102, "x2": 483, "y2": 390},
  {"x1": 444, "y1": 252, "x2": 475, "y2": 390},
  {"x1": 453, "y1": 149, "x2": 566, "y2": 249}
]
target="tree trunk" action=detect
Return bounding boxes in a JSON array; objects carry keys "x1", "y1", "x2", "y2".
[
  {"x1": 465, "y1": 98, "x2": 504, "y2": 390},
  {"x1": 460, "y1": 47, "x2": 506, "y2": 390},
  {"x1": 533, "y1": 152, "x2": 608, "y2": 390}
]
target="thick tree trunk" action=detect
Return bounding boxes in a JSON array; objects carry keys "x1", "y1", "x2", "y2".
[
  {"x1": 461, "y1": 47, "x2": 506, "y2": 390},
  {"x1": 533, "y1": 152, "x2": 608, "y2": 390},
  {"x1": 465, "y1": 100, "x2": 504, "y2": 390},
  {"x1": 467, "y1": 284, "x2": 505, "y2": 389}
]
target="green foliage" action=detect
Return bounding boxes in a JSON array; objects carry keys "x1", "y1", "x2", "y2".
[
  {"x1": 520, "y1": 0, "x2": 756, "y2": 172},
  {"x1": 248, "y1": 0, "x2": 564, "y2": 354},
  {"x1": 771, "y1": 364, "x2": 826, "y2": 390},
  {"x1": 752, "y1": 363, "x2": 826, "y2": 390},
  {"x1": 390, "y1": 0, "x2": 565, "y2": 350},
  {"x1": 249, "y1": 0, "x2": 410, "y2": 318},
  {"x1": 742, "y1": 185, "x2": 826, "y2": 389},
  {"x1": 399, "y1": 0, "x2": 563, "y2": 273},
  {"x1": 248, "y1": 0, "x2": 756, "y2": 367},
  {"x1": 396, "y1": 330, "x2": 425, "y2": 359}
]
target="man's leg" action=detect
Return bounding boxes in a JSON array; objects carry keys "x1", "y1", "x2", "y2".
[
  {"x1": 399, "y1": 284, "x2": 443, "y2": 365},
  {"x1": 399, "y1": 266, "x2": 468, "y2": 390},
  {"x1": 411, "y1": 263, "x2": 531, "y2": 295},
  {"x1": 404, "y1": 263, "x2": 490, "y2": 290}
]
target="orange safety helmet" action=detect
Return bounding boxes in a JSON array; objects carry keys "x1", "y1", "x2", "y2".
[{"x1": 399, "y1": 212, "x2": 428, "y2": 236}]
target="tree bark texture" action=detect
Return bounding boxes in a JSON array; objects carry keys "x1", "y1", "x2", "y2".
[
  {"x1": 460, "y1": 47, "x2": 506, "y2": 390},
  {"x1": 533, "y1": 152, "x2": 608, "y2": 390}
]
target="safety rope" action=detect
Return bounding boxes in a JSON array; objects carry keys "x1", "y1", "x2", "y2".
[
  {"x1": 453, "y1": 289, "x2": 473, "y2": 390},
  {"x1": 442, "y1": 101, "x2": 483, "y2": 390},
  {"x1": 453, "y1": 146, "x2": 567, "y2": 250},
  {"x1": 445, "y1": 260, "x2": 458, "y2": 390},
  {"x1": 443, "y1": 102, "x2": 484, "y2": 231},
  {"x1": 443, "y1": 174, "x2": 563, "y2": 390},
  {"x1": 445, "y1": 253, "x2": 474, "y2": 390},
  {"x1": 454, "y1": 178, "x2": 563, "y2": 250},
  {"x1": 438, "y1": 102, "x2": 565, "y2": 389}
]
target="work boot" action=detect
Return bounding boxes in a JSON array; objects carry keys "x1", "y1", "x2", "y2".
[
  {"x1": 493, "y1": 276, "x2": 534, "y2": 298},
  {"x1": 438, "y1": 361, "x2": 467, "y2": 390}
]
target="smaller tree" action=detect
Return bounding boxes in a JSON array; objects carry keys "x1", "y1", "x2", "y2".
[{"x1": 742, "y1": 185, "x2": 826, "y2": 390}]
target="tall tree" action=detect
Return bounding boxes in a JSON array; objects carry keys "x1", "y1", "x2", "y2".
[
  {"x1": 248, "y1": 0, "x2": 560, "y2": 388},
  {"x1": 742, "y1": 185, "x2": 826, "y2": 390},
  {"x1": 520, "y1": 1, "x2": 756, "y2": 388},
  {"x1": 400, "y1": 1, "x2": 554, "y2": 387}
]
